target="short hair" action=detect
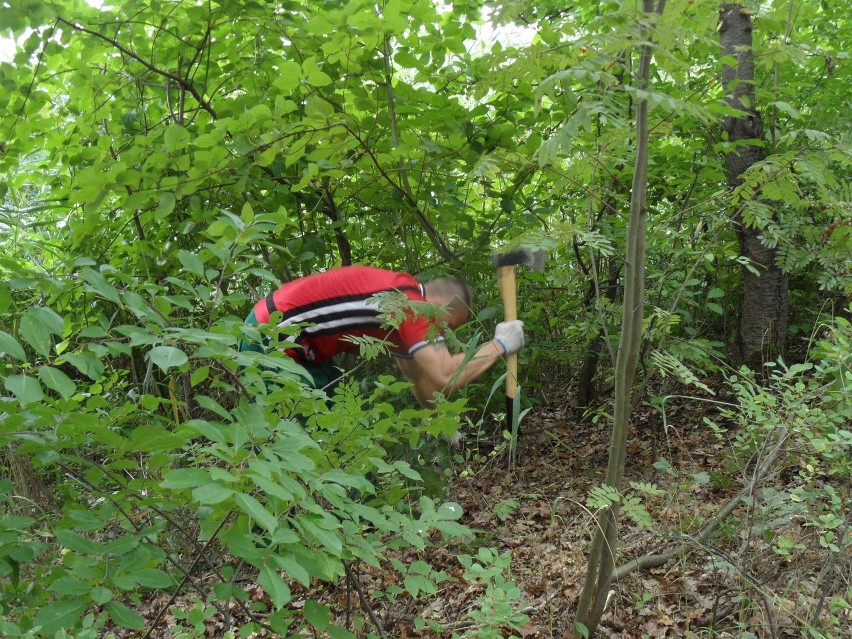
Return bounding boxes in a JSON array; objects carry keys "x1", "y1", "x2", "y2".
[{"x1": 424, "y1": 277, "x2": 471, "y2": 316}]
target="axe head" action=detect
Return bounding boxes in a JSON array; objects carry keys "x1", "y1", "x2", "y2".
[{"x1": 492, "y1": 248, "x2": 546, "y2": 272}]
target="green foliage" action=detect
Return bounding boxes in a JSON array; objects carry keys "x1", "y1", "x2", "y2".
[
  {"x1": 585, "y1": 482, "x2": 658, "y2": 531},
  {"x1": 0, "y1": 196, "x2": 493, "y2": 635},
  {"x1": 454, "y1": 548, "x2": 530, "y2": 639},
  {"x1": 1, "y1": 0, "x2": 850, "y2": 634},
  {"x1": 651, "y1": 312, "x2": 851, "y2": 638}
]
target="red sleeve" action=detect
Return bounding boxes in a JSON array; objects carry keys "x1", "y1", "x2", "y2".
[{"x1": 395, "y1": 305, "x2": 443, "y2": 357}]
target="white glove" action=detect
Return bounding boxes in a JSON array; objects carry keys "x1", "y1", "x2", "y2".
[{"x1": 493, "y1": 320, "x2": 525, "y2": 355}]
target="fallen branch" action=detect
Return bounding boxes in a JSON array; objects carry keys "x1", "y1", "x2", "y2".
[{"x1": 613, "y1": 426, "x2": 789, "y2": 583}]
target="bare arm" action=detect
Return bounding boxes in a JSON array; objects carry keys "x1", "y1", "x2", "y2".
[{"x1": 395, "y1": 340, "x2": 505, "y2": 407}]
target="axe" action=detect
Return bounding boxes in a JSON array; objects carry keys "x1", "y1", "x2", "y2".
[{"x1": 492, "y1": 248, "x2": 546, "y2": 429}]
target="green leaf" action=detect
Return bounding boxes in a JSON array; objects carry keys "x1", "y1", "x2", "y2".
[
  {"x1": 156, "y1": 192, "x2": 176, "y2": 218},
  {"x1": 129, "y1": 424, "x2": 187, "y2": 452},
  {"x1": 393, "y1": 460, "x2": 422, "y2": 480},
  {"x1": 177, "y1": 250, "x2": 205, "y2": 277},
  {"x1": 272, "y1": 553, "x2": 312, "y2": 587},
  {"x1": 133, "y1": 569, "x2": 173, "y2": 588},
  {"x1": 55, "y1": 530, "x2": 107, "y2": 555},
  {"x1": 63, "y1": 352, "x2": 104, "y2": 380},
  {"x1": 82, "y1": 268, "x2": 122, "y2": 303},
  {"x1": 164, "y1": 123, "x2": 191, "y2": 151},
  {"x1": 273, "y1": 60, "x2": 302, "y2": 92},
  {"x1": 89, "y1": 586, "x2": 113, "y2": 605},
  {"x1": 305, "y1": 69, "x2": 332, "y2": 87},
  {"x1": 20, "y1": 307, "x2": 64, "y2": 357},
  {"x1": 259, "y1": 565, "x2": 292, "y2": 608},
  {"x1": 0, "y1": 331, "x2": 26, "y2": 361},
  {"x1": 692, "y1": 471, "x2": 710, "y2": 485},
  {"x1": 297, "y1": 515, "x2": 342, "y2": 554},
  {"x1": 32, "y1": 306, "x2": 64, "y2": 334},
  {"x1": 234, "y1": 493, "x2": 279, "y2": 533},
  {"x1": 161, "y1": 468, "x2": 211, "y2": 489},
  {"x1": 192, "y1": 482, "x2": 235, "y2": 504},
  {"x1": 106, "y1": 601, "x2": 145, "y2": 630},
  {"x1": 38, "y1": 366, "x2": 77, "y2": 399},
  {"x1": 328, "y1": 627, "x2": 356, "y2": 639},
  {"x1": 4, "y1": 375, "x2": 44, "y2": 405},
  {"x1": 190, "y1": 365, "x2": 210, "y2": 386},
  {"x1": 32, "y1": 600, "x2": 88, "y2": 635},
  {"x1": 147, "y1": 345, "x2": 188, "y2": 371},
  {"x1": 304, "y1": 600, "x2": 331, "y2": 630},
  {"x1": 437, "y1": 502, "x2": 464, "y2": 520},
  {"x1": 305, "y1": 95, "x2": 333, "y2": 119}
]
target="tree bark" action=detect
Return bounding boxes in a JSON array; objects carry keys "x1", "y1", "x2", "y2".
[{"x1": 720, "y1": 3, "x2": 789, "y2": 367}]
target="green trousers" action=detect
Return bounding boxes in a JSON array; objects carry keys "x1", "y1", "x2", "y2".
[{"x1": 239, "y1": 309, "x2": 338, "y2": 390}]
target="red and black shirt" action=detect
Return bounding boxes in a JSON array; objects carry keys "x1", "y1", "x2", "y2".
[{"x1": 252, "y1": 266, "x2": 439, "y2": 364}]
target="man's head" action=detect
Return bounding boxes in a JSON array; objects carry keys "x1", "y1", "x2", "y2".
[{"x1": 423, "y1": 277, "x2": 471, "y2": 330}]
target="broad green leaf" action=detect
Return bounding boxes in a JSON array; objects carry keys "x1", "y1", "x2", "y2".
[
  {"x1": 234, "y1": 493, "x2": 279, "y2": 533},
  {"x1": 156, "y1": 192, "x2": 176, "y2": 217},
  {"x1": 177, "y1": 250, "x2": 205, "y2": 277},
  {"x1": 0, "y1": 331, "x2": 26, "y2": 361},
  {"x1": 393, "y1": 460, "x2": 422, "y2": 480},
  {"x1": 90, "y1": 586, "x2": 113, "y2": 605},
  {"x1": 320, "y1": 468, "x2": 372, "y2": 491},
  {"x1": 259, "y1": 565, "x2": 292, "y2": 608},
  {"x1": 296, "y1": 515, "x2": 343, "y2": 554},
  {"x1": 305, "y1": 95, "x2": 333, "y2": 119},
  {"x1": 115, "y1": 325, "x2": 160, "y2": 346},
  {"x1": 63, "y1": 352, "x2": 105, "y2": 380},
  {"x1": 129, "y1": 425, "x2": 187, "y2": 452},
  {"x1": 55, "y1": 530, "x2": 107, "y2": 555},
  {"x1": 437, "y1": 502, "x2": 464, "y2": 520},
  {"x1": 272, "y1": 553, "x2": 312, "y2": 587},
  {"x1": 82, "y1": 268, "x2": 121, "y2": 303},
  {"x1": 273, "y1": 60, "x2": 302, "y2": 92},
  {"x1": 20, "y1": 307, "x2": 63, "y2": 357},
  {"x1": 192, "y1": 482, "x2": 235, "y2": 504},
  {"x1": 106, "y1": 601, "x2": 145, "y2": 630},
  {"x1": 161, "y1": 468, "x2": 211, "y2": 489},
  {"x1": 38, "y1": 366, "x2": 77, "y2": 399},
  {"x1": 164, "y1": 123, "x2": 191, "y2": 151},
  {"x1": 133, "y1": 569, "x2": 173, "y2": 588},
  {"x1": 47, "y1": 577, "x2": 91, "y2": 597},
  {"x1": 147, "y1": 345, "x2": 188, "y2": 371},
  {"x1": 328, "y1": 627, "x2": 357, "y2": 639},
  {"x1": 31, "y1": 306, "x2": 64, "y2": 334},
  {"x1": 305, "y1": 69, "x2": 332, "y2": 87},
  {"x1": 304, "y1": 600, "x2": 331, "y2": 630},
  {"x1": 190, "y1": 365, "x2": 210, "y2": 386},
  {"x1": 4, "y1": 375, "x2": 44, "y2": 406},
  {"x1": 32, "y1": 600, "x2": 88, "y2": 635},
  {"x1": 249, "y1": 474, "x2": 296, "y2": 502}
]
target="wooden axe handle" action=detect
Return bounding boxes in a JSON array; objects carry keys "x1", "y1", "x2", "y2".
[{"x1": 497, "y1": 265, "x2": 518, "y2": 400}]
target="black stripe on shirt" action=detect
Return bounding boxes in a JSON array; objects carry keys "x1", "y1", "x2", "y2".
[{"x1": 273, "y1": 285, "x2": 421, "y2": 321}]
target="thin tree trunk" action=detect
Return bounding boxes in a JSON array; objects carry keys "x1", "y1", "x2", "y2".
[
  {"x1": 573, "y1": 2, "x2": 666, "y2": 636},
  {"x1": 720, "y1": 3, "x2": 789, "y2": 367}
]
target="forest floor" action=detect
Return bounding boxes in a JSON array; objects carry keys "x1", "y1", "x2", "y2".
[{"x1": 130, "y1": 382, "x2": 850, "y2": 639}]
